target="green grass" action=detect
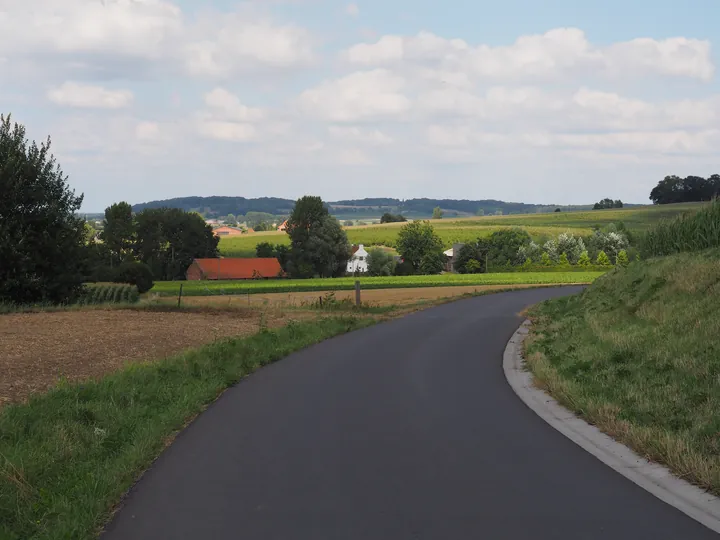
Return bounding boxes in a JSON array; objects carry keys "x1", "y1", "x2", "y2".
[
  {"x1": 525, "y1": 249, "x2": 720, "y2": 494},
  {"x1": 150, "y1": 272, "x2": 604, "y2": 296},
  {"x1": 642, "y1": 199, "x2": 720, "y2": 257},
  {"x1": 219, "y1": 203, "x2": 704, "y2": 257},
  {"x1": 0, "y1": 316, "x2": 376, "y2": 540}
]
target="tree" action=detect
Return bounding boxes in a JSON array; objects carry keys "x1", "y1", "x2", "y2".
[
  {"x1": 558, "y1": 252, "x2": 570, "y2": 266},
  {"x1": 367, "y1": 248, "x2": 397, "y2": 276},
  {"x1": 476, "y1": 208, "x2": 485, "y2": 216},
  {"x1": 593, "y1": 198, "x2": 624, "y2": 210},
  {"x1": 554, "y1": 208, "x2": 561, "y2": 213},
  {"x1": 225, "y1": 213, "x2": 237, "y2": 226},
  {"x1": 113, "y1": 261, "x2": 154, "y2": 293},
  {"x1": 256, "y1": 242, "x2": 275, "y2": 258},
  {"x1": 596, "y1": 250, "x2": 611, "y2": 266},
  {"x1": 380, "y1": 213, "x2": 407, "y2": 224},
  {"x1": 487, "y1": 228, "x2": 532, "y2": 267},
  {"x1": 285, "y1": 196, "x2": 351, "y2": 278},
  {"x1": 0, "y1": 114, "x2": 88, "y2": 304},
  {"x1": 420, "y1": 251, "x2": 445, "y2": 274},
  {"x1": 344, "y1": 220, "x2": 354, "y2": 227},
  {"x1": 650, "y1": 174, "x2": 720, "y2": 204},
  {"x1": 455, "y1": 241, "x2": 489, "y2": 274},
  {"x1": 466, "y1": 259, "x2": 482, "y2": 273},
  {"x1": 396, "y1": 221, "x2": 444, "y2": 274},
  {"x1": 616, "y1": 250, "x2": 629, "y2": 267},
  {"x1": 432, "y1": 206, "x2": 444, "y2": 219},
  {"x1": 254, "y1": 222, "x2": 271, "y2": 232},
  {"x1": 540, "y1": 252, "x2": 552, "y2": 266},
  {"x1": 577, "y1": 251, "x2": 591, "y2": 267},
  {"x1": 101, "y1": 202, "x2": 134, "y2": 266}
]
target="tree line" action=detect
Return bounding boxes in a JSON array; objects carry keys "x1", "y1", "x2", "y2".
[{"x1": 650, "y1": 174, "x2": 720, "y2": 205}]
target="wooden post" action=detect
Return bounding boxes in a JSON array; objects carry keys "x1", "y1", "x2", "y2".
[
  {"x1": 355, "y1": 280, "x2": 361, "y2": 306},
  {"x1": 177, "y1": 283, "x2": 183, "y2": 307}
]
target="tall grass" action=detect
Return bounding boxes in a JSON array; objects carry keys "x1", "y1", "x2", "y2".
[{"x1": 642, "y1": 199, "x2": 720, "y2": 257}]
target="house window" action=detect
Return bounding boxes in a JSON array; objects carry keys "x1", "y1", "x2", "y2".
[{"x1": 359, "y1": 257, "x2": 364, "y2": 261}]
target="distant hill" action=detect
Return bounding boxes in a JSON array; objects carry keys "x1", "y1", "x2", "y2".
[{"x1": 131, "y1": 196, "x2": 608, "y2": 220}]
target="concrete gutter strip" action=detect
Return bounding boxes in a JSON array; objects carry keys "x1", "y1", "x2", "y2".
[{"x1": 504, "y1": 319, "x2": 720, "y2": 535}]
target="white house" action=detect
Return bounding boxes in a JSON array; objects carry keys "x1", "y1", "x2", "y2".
[{"x1": 347, "y1": 244, "x2": 369, "y2": 274}]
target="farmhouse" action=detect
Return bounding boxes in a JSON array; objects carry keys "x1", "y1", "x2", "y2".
[
  {"x1": 186, "y1": 258, "x2": 284, "y2": 280},
  {"x1": 213, "y1": 226, "x2": 245, "y2": 237},
  {"x1": 277, "y1": 220, "x2": 288, "y2": 231},
  {"x1": 347, "y1": 244, "x2": 369, "y2": 274}
]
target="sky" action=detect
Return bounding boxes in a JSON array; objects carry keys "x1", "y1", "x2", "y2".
[{"x1": 1, "y1": 0, "x2": 718, "y2": 212}]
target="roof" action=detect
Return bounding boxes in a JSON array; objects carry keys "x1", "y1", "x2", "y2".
[
  {"x1": 192, "y1": 258, "x2": 283, "y2": 279},
  {"x1": 214, "y1": 226, "x2": 244, "y2": 231},
  {"x1": 444, "y1": 248, "x2": 454, "y2": 257}
]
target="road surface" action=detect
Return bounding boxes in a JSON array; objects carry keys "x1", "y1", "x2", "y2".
[{"x1": 103, "y1": 287, "x2": 718, "y2": 539}]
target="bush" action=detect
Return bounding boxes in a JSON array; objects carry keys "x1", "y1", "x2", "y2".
[
  {"x1": 540, "y1": 252, "x2": 552, "y2": 266},
  {"x1": 419, "y1": 251, "x2": 445, "y2": 275},
  {"x1": 596, "y1": 250, "x2": 612, "y2": 266},
  {"x1": 465, "y1": 259, "x2": 482, "y2": 273},
  {"x1": 113, "y1": 262, "x2": 154, "y2": 293},
  {"x1": 394, "y1": 260, "x2": 415, "y2": 276},
  {"x1": 616, "y1": 250, "x2": 629, "y2": 267},
  {"x1": 366, "y1": 248, "x2": 397, "y2": 276},
  {"x1": 558, "y1": 252, "x2": 570, "y2": 267},
  {"x1": 577, "y1": 251, "x2": 591, "y2": 267},
  {"x1": 82, "y1": 283, "x2": 140, "y2": 304}
]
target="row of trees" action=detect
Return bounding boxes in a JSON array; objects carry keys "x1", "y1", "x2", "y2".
[
  {"x1": 593, "y1": 198, "x2": 624, "y2": 210},
  {"x1": 650, "y1": 175, "x2": 720, "y2": 205},
  {"x1": 90, "y1": 202, "x2": 220, "y2": 282}
]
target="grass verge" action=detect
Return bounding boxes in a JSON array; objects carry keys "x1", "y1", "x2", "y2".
[
  {"x1": 525, "y1": 250, "x2": 720, "y2": 495},
  {"x1": 0, "y1": 316, "x2": 375, "y2": 540}
]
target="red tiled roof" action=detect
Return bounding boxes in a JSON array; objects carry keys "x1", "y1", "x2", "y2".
[
  {"x1": 192, "y1": 258, "x2": 283, "y2": 279},
  {"x1": 351, "y1": 245, "x2": 360, "y2": 255}
]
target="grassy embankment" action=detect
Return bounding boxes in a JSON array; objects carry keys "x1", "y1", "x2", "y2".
[
  {"x1": 526, "y1": 200, "x2": 720, "y2": 494},
  {"x1": 0, "y1": 316, "x2": 376, "y2": 540},
  {"x1": 220, "y1": 203, "x2": 705, "y2": 257},
  {"x1": 151, "y1": 271, "x2": 605, "y2": 297}
]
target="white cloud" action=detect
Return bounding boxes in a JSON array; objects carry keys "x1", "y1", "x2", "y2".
[
  {"x1": 346, "y1": 3, "x2": 360, "y2": 17},
  {"x1": 298, "y1": 69, "x2": 411, "y2": 121},
  {"x1": 328, "y1": 126, "x2": 394, "y2": 145},
  {"x1": 47, "y1": 82, "x2": 133, "y2": 109},
  {"x1": 203, "y1": 88, "x2": 265, "y2": 121},
  {"x1": 346, "y1": 28, "x2": 714, "y2": 81},
  {"x1": 198, "y1": 121, "x2": 258, "y2": 142},
  {"x1": 0, "y1": 1, "x2": 315, "y2": 79}
]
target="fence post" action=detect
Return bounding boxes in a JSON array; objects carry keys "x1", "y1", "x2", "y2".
[
  {"x1": 177, "y1": 283, "x2": 183, "y2": 307},
  {"x1": 355, "y1": 280, "x2": 361, "y2": 306}
]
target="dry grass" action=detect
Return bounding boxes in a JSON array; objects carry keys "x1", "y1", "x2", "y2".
[
  {"x1": 0, "y1": 308, "x2": 306, "y2": 407},
  {"x1": 166, "y1": 284, "x2": 555, "y2": 309}
]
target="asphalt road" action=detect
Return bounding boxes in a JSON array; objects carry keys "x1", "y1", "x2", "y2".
[{"x1": 103, "y1": 286, "x2": 718, "y2": 539}]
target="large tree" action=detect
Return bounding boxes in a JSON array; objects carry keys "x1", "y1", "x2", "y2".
[
  {"x1": 0, "y1": 114, "x2": 88, "y2": 304},
  {"x1": 650, "y1": 174, "x2": 720, "y2": 204},
  {"x1": 396, "y1": 220, "x2": 444, "y2": 274},
  {"x1": 101, "y1": 201, "x2": 134, "y2": 266},
  {"x1": 285, "y1": 196, "x2": 351, "y2": 278}
]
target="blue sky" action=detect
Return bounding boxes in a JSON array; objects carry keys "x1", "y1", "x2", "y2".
[{"x1": 1, "y1": 0, "x2": 718, "y2": 211}]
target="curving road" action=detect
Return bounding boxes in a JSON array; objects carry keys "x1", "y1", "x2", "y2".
[{"x1": 103, "y1": 287, "x2": 718, "y2": 539}]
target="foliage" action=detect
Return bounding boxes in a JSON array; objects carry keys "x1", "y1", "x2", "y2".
[
  {"x1": 344, "y1": 220, "x2": 354, "y2": 227},
  {"x1": 285, "y1": 196, "x2": 351, "y2": 278},
  {"x1": 486, "y1": 228, "x2": 531, "y2": 267},
  {"x1": 0, "y1": 114, "x2": 88, "y2": 305},
  {"x1": 615, "y1": 250, "x2": 629, "y2": 267},
  {"x1": 650, "y1": 174, "x2": 720, "y2": 205},
  {"x1": 586, "y1": 226, "x2": 629, "y2": 261},
  {"x1": 396, "y1": 221, "x2": 444, "y2": 274},
  {"x1": 465, "y1": 259, "x2": 482, "y2": 273},
  {"x1": 151, "y1": 271, "x2": 605, "y2": 296},
  {"x1": 253, "y1": 222, "x2": 272, "y2": 232},
  {"x1": 432, "y1": 206, "x2": 444, "y2": 219},
  {"x1": 255, "y1": 241, "x2": 275, "y2": 258},
  {"x1": 81, "y1": 283, "x2": 140, "y2": 304},
  {"x1": 641, "y1": 199, "x2": 720, "y2": 257},
  {"x1": 419, "y1": 250, "x2": 446, "y2": 275},
  {"x1": 394, "y1": 260, "x2": 415, "y2": 276},
  {"x1": 577, "y1": 250, "x2": 591, "y2": 267},
  {"x1": 366, "y1": 248, "x2": 397, "y2": 276},
  {"x1": 101, "y1": 202, "x2": 135, "y2": 265},
  {"x1": 540, "y1": 252, "x2": 552, "y2": 266},
  {"x1": 558, "y1": 252, "x2": 570, "y2": 266},
  {"x1": 380, "y1": 213, "x2": 407, "y2": 224},
  {"x1": 113, "y1": 262, "x2": 154, "y2": 293},
  {"x1": 596, "y1": 250, "x2": 611, "y2": 266},
  {"x1": 0, "y1": 316, "x2": 374, "y2": 540},
  {"x1": 526, "y1": 249, "x2": 720, "y2": 496},
  {"x1": 593, "y1": 198, "x2": 624, "y2": 210},
  {"x1": 455, "y1": 242, "x2": 488, "y2": 274}
]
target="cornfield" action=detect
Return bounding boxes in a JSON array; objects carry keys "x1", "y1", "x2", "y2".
[{"x1": 642, "y1": 200, "x2": 720, "y2": 257}]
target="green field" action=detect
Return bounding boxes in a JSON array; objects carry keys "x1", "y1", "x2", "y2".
[
  {"x1": 152, "y1": 272, "x2": 604, "y2": 296},
  {"x1": 220, "y1": 203, "x2": 705, "y2": 258}
]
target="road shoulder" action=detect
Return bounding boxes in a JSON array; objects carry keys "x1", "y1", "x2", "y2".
[{"x1": 504, "y1": 319, "x2": 720, "y2": 535}]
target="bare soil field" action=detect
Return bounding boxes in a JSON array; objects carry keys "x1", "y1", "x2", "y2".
[
  {"x1": 0, "y1": 308, "x2": 302, "y2": 407},
  {"x1": 170, "y1": 284, "x2": 550, "y2": 308}
]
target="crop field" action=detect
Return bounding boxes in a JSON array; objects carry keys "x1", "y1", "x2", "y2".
[
  {"x1": 219, "y1": 203, "x2": 704, "y2": 257},
  {"x1": 151, "y1": 271, "x2": 603, "y2": 297}
]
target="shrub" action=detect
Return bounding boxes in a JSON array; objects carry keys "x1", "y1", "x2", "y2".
[
  {"x1": 366, "y1": 248, "x2": 397, "y2": 277},
  {"x1": 577, "y1": 251, "x2": 591, "y2": 267},
  {"x1": 616, "y1": 250, "x2": 629, "y2": 267},
  {"x1": 465, "y1": 259, "x2": 482, "y2": 273},
  {"x1": 540, "y1": 252, "x2": 552, "y2": 266},
  {"x1": 556, "y1": 232, "x2": 586, "y2": 264},
  {"x1": 394, "y1": 260, "x2": 415, "y2": 276},
  {"x1": 596, "y1": 250, "x2": 612, "y2": 266},
  {"x1": 419, "y1": 251, "x2": 445, "y2": 275},
  {"x1": 113, "y1": 262, "x2": 155, "y2": 293},
  {"x1": 558, "y1": 252, "x2": 570, "y2": 267}
]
